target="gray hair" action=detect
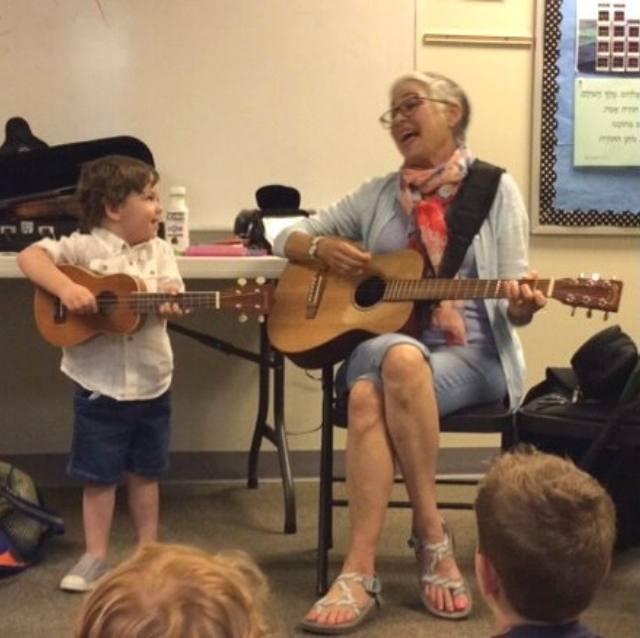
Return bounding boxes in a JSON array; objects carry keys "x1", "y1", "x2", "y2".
[{"x1": 390, "y1": 71, "x2": 471, "y2": 141}]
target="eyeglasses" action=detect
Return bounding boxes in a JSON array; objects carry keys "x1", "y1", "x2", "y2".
[{"x1": 378, "y1": 95, "x2": 452, "y2": 128}]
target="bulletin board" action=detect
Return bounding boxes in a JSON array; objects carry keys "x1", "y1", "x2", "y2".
[{"x1": 531, "y1": 0, "x2": 640, "y2": 234}]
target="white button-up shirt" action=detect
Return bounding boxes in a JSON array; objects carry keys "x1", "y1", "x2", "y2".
[{"x1": 37, "y1": 228, "x2": 184, "y2": 400}]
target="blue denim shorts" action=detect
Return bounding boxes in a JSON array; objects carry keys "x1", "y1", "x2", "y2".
[
  {"x1": 67, "y1": 388, "x2": 172, "y2": 485},
  {"x1": 337, "y1": 333, "x2": 507, "y2": 418}
]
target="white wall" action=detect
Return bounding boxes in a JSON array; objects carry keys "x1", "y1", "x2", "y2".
[{"x1": 0, "y1": 0, "x2": 414, "y2": 228}]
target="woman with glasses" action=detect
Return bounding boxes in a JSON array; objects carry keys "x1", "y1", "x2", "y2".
[{"x1": 273, "y1": 71, "x2": 546, "y2": 634}]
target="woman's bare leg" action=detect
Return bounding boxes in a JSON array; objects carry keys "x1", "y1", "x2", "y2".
[
  {"x1": 305, "y1": 380, "x2": 395, "y2": 627},
  {"x1": 381, "y1": 344, "x2": 469, "y2": 614}
]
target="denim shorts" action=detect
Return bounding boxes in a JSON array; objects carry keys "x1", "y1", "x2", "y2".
[
  {"x1": 67, "y1": 388, "x2": 172, "y2": 485},
  {"x1": 337, "y1": 333, "x2": 507, "y2": 417}
]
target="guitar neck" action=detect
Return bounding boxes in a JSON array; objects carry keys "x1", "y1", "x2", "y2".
[
  {"x1": 109, "y1": 292, "x2": 223, "y2": 313},
  {"x1": 383, "y1": 278, "x2": 554, "y2": 302}
]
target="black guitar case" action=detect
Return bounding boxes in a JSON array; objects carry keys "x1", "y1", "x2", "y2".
[{"x1": 0, "y1": 133, "x2": 154, "y2": 251}]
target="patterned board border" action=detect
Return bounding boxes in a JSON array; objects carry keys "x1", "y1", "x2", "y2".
[{"x1": 539, "y1": 0, "x2": 640, "y2": 228}]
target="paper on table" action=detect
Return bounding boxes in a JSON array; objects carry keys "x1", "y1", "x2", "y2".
[{"x1": 262, "y1": 216, "x2": 307, "y2": 247}]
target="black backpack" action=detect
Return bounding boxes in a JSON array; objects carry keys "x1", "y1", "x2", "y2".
[
  {"x1": 570, "y1": 325, "x2": 638, "y2": 402},
  {"x1": 518, "y1": 326, "x2": 640, "y2": 549}
]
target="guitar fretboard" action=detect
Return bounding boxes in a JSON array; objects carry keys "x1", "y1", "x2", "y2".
[
  {"x1": 97, "y1": 292, "x2": 221, "y2": 312},
  {"x1": 383, "y1": 278, "x2": 554, "y2": 301}
]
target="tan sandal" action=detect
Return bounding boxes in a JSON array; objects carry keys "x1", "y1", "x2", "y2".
[
  {"x1": 299, "y1": 572, "x2": 381, "y2": 635},
  {"x1": 408, "y1": 522, "x2": 472, "y2": 620}
]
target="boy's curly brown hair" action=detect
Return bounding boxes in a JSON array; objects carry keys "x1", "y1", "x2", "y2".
[{"x1": 76, "y1": 155, "x2": 159, "y2": 232}]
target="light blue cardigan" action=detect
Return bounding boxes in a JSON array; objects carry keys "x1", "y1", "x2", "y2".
[{"x1": 272, "y1": 170, "x2": 531, "y2": 406}]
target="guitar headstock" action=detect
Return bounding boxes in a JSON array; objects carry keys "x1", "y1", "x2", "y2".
[
  {"x1": 552, "y1": 276, "x2": 623, "y2": 315},
  {"x1": 220, "y1": 279, "x2": 274, "y2": 322}
]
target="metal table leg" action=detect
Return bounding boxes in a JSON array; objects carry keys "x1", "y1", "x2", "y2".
[
  {"x1": 169, "y1": 321, "x2": 296, "y2": 534},
  {"x1": 248, "y1": 324, "x2": 296, "y2": 533}
]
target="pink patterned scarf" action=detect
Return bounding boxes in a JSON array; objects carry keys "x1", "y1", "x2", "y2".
[
  {"x1": 399, "y1": 147, "x2": 472, "y2": 343},
  {"x1": 400, "y1": 147, "x2": 470, "y2": 274}
]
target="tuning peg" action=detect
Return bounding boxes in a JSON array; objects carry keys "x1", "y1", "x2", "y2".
[
  {"x1": 237, "y1": 277, "x2": 247, "y2": 287},
  {"x1": 258, "y1": 314, "x2": 265, "y2": 323},
  {"x1": 591, "y1": 272, "x2": 600, "y2": 281},
  {"x1": 238, "y1": 313, "x2": 248, "y2": 323},
  {"x1": 256, "y1": 276, "x2": 266, "y2": 285}
]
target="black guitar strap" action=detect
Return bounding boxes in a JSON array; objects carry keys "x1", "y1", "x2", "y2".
[{"x1": 437, "y1": 159, "x2": 504, "y2": 279}]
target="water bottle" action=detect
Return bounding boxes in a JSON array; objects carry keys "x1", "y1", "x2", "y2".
[{"x1": 165, "y1": 186, "x2": 190, "y2": 254}]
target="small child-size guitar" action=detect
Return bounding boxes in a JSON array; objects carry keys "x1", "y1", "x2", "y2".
[{"x1": 34, "y1": 264, "x2": 273, "y2": 347}]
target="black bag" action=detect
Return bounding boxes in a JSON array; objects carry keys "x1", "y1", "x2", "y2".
[
  {"x1": 517, "y1": 328, "x2": 640, "y2": 549},
  {"x1": 570, "y1": 325, "x2": 638, "y2": 401},
  {"x1": 0, "y1": 462, "x2": 65, "y2": 576}
]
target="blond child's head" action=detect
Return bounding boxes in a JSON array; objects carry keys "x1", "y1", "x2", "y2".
[
  {"x1": 76, "y1": 154, "x2": 159, "y2": 232},
  {"x1": 75, "y1": 543, "x2": 271, "y2": 638},
  {"x1": 475, "y1": 447, "x2": 616, "y2": 624}
]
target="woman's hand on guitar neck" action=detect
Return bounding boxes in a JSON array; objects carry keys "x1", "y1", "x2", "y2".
[
  {"x1": 505, "y1": 270, "x2": 547, "y2": 325},
  {"x1": 315, "y1": 236, "x2": 371, "y2": 276}
]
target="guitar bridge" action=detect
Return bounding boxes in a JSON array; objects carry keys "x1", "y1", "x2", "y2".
[{"x1": 305, "y1": 271, "x2": 326, "y2": 319}]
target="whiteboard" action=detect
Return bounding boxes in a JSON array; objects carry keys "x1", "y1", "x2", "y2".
[{"x1": 0, "y1": 0, "x2": 414, "y2": 229}]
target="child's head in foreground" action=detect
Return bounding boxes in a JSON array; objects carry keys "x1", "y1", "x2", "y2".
[
  {"x1": 474, "y1": 447, "x2": 616, "y2": 625},
  {"x1": 76, "y1": 154, "x2": 161, "y2": 241},
  {"x1": 75, "y1": 542, "x2": 270, "y2": 638}
]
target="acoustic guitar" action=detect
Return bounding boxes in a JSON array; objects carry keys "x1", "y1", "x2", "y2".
[
  {"x1": 35, "y1": 264, "x2": 273, "y2": 347},
  {"x1": 267, "y1": 249, "x2": 623, "y2": 369}
]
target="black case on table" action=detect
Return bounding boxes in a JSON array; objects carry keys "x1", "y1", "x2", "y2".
[{"x1": 0, "y1": 136, "x2": 154, "y2": 252}]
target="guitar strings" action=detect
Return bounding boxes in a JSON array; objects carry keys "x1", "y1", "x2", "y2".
[
  {"x1": 383, "y1": 278, "x2": 553, "y2": 301},
  {"x1": 53, "y1": 292, "x2": 268, "y2": 313}
]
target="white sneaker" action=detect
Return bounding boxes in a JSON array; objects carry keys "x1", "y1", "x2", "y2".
[{"x1": 60, "y1": 554, "x2": 108, "y2": 592}]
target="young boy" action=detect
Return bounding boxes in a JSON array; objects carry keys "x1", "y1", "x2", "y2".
[
  {"x1": 17, "y1": 155, "x2": 185, "y2": 592},
  {"x1": 474, "y1": 448, "x2": 616, "y2": 638},
  {"x1": 75, "y1": 543, "x2": 271, "y2": 638}
]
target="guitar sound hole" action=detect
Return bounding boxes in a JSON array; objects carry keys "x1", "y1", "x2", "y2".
[
  {"x1": 354, "y1": 276, "x2": 386, "y2": 308},
  {"x1": 97, "y1": 291, "x2": 117, "y2": 316}
]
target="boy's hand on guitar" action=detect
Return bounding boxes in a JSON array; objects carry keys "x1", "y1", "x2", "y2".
[
  {"x1": 157, "y1": 285, "x2": 189, "y2": 317},
  {"x1": 316, "y1": 237, "x2": 371, "y2": 276},
  {"x1": 506, "y1": 270, "x2": 547, "y2": 325},
  {"x1": 59, "y1": 281, "x2": 98, "y2": 315}
]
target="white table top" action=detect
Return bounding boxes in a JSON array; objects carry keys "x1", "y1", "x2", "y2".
[{"x1": 0, "y1": 254, "x2": 287, "y2": 279}]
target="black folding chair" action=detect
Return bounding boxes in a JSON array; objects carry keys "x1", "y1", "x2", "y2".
[{"x1": 315, "y1": 364, "x2": 515, "y2": 595}]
